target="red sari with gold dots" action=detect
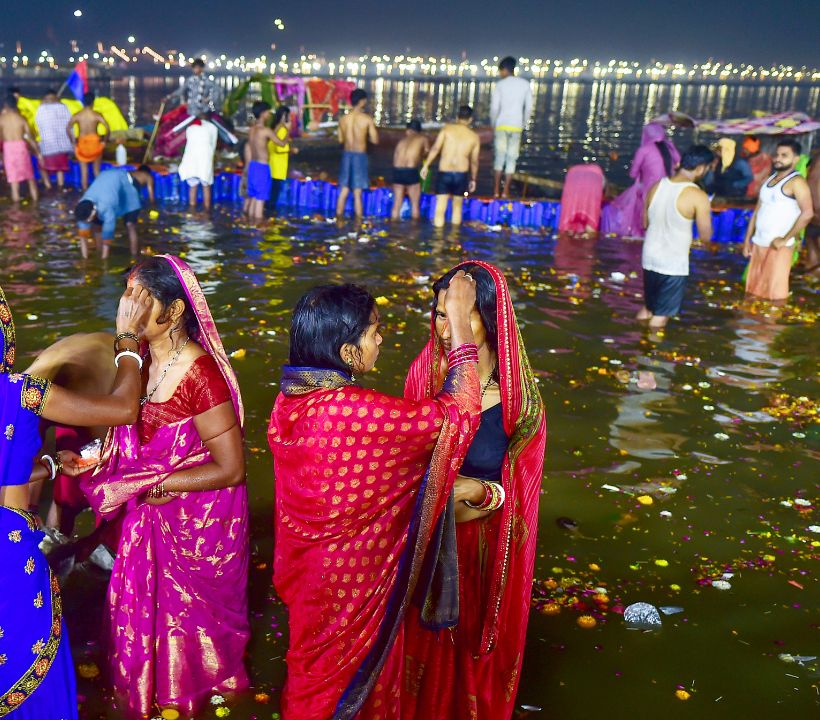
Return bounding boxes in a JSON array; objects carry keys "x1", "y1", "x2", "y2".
[{"x1": 268, "y1": 361, "x2": 481, "y2": 719}]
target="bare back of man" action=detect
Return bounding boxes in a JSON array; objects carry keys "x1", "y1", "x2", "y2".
[
  {"x1": 248, "y1": 124, "x2": 278, "y2": 163},
  {"x1": 339, "y1": 110, "x2": 376, "y2": 153},
  {"x1": 25, "y1": 332, "x2": 116, "y2": 533},
  {"x1": 0, "y1": 107, "x2": 41, "y2": 202},
  {"x1": 391, "y1": 131, "x2": 430, "y2": 220},
  {"x1": 422, "y1": 116, "x2": 480, "y2": 227}
]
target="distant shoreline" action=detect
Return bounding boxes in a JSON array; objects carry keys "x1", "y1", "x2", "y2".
[{"x1": 2, "y1": 69, "x2": 818, "y2": 89}]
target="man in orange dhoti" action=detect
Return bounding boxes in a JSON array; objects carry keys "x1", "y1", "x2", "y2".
[
  {"x1": 743, "y1": 139, "x2": 814, "y2": 302},
  {"x1": 69, "y1": 92, "x2": 109, "y2": 190}
]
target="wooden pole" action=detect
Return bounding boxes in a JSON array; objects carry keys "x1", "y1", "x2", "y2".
[{"x1": 142, "y1": 99, "x2": 167, "y2": 164}]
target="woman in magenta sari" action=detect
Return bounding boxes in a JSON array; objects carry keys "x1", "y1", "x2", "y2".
[
  {"x1": 78, "y1": 255, "x2": 250, "y2": 719},
  {"x1": 268, "y1": 275, "x2": 482, "y2": 719},
  {"x1": 402, "y1": 261, "x2": 546, "y2": 720},
  {"x1": 602, "y1": 122, "x2": 680, "y2": 238}
]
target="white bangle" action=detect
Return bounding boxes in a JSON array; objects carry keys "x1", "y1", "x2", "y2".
[
  {"x1": 114, "y1": 350, "x2": 143, "y2": 369},
  {"x1": 40, "y1": 454, "x2": 57, "y2": 481}
]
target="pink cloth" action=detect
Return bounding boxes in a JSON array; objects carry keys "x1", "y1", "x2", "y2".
[
  {"x1": 81, "y1": 255, "x2": 249, "y2": 719},
  {"x1": 2, "y1": 140, "x2": 34, "y2": 183},
  {"x1": 559, "y1": 164, "x2": 605, "y2": 232},
  {"x1": 602, "y1": 123, "x2": 680, "y2": 238}
]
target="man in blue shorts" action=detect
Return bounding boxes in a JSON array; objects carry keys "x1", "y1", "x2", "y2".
[
  {"x1": 336, "y1": 88, "x2": 379, "y2": 219},
  {"x1": 421, "y1": 105, "x2": 480, "y2": 227},
  {"x1": 73, "y1": 166, "x2": 154, "y2": 259},
  {"x1": 637, "y1": 145, "x2": 714, "y2": 328}
]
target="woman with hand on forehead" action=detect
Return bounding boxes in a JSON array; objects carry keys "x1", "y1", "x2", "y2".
[
  {"x1": 268, "y1": 271, "x2": 483, "y2": 719},
  {"x1": 403, "y1": 261, "x2": 547, "y2": 720}
]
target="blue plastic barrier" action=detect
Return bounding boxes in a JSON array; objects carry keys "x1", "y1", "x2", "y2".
[{"x1": 54, "y1": 160, "x2": 752, "y2": 240}]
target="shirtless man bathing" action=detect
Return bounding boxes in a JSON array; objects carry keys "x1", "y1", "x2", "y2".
[
  {"x1": 336, "y1": 88, "x2": 379, "y2": 219},
  {"x1": 69, "y1": 91, "x2": 110, "y2": 190},
  {"x1": 391, "y1": 119, "x2": 430, "y2": 220},
  {"x1": 244, "y1": 101, "x2": 288, "y2": 220},
  {"x1": 421, "y1": 105, "x2": 480, "y2": 227},
  {"x1": 0, "y1": 92, "x2": 43, "y2": 202}
]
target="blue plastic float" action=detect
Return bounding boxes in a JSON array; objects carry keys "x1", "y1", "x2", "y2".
[{"x1": 59, "y1": 161, "x2": 752, "y2": 242}]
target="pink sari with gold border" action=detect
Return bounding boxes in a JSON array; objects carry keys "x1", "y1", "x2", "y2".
[
  {"x1": 82, "y1": 255, "x2": 250, "y2": 719},
  {"x1": 402, "y1": 260, "x2": 547, "y2": 720}
]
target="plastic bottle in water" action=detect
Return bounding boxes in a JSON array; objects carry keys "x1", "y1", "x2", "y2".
[{"x1": 115, "y1": 143, "x2": 127, "y2": 166}]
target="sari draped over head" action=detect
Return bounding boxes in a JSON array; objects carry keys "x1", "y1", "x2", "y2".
[
  {"x1": 268, "y1": 358, "x2": 481, "y2": 719},
  {"x1": 402, "y1": 261, "x2": 547, "y2": 720},
  {"x1": 601, "y1": 122, "x2": 681, "y2": 238},
  {"x1": 0, "y1": 285, "x2": 78, "y2": 720},
  {"x1": 80, "y1": 255, "x2": 250, "y2": 719}
]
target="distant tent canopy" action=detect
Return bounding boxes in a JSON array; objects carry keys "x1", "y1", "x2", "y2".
[{"x1": 651, "y1": 111, "x2": 820, "y2": 135}]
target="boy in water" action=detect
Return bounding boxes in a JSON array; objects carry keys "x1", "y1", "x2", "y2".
[
  {"x1": 245, "y1": 101, "x2": 287, "y2": 220},
  {"x1": 0, "y1": 93, "x2": 43, "y2": 202},
  {"x1": 421, "y1": 105, "x2": 480, "y2": 227},
  {"x1": 336, "y1": 88, "x2": 379, "y2": 219},
  {"x1": 69, "y1": 91, "x2": 110, "y2": 190},
  {"x1": 391, "y1": 119, "x2": 429, "y2": 220}
]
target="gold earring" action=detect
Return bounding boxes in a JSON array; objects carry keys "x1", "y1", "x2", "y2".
[{"x1": 346, "y1": 355, "x2": 355, "y2": 382}]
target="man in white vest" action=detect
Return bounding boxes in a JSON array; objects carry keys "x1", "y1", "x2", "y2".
[{"x1": 490, "y1": 56, "x2": 532, "y2": 199}]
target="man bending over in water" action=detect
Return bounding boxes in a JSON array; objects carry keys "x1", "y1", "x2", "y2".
[
  {"x1": 391, "y1": 119, "x2": 430, "y2": 220},
  {"x1": 69, "y1": 91, "x2": 110, "y2": 190},
  {"x1": 421, "y1": 105, "x2": 480, "y2": 227},
  {"x1": 336, "y1": 88, "x2": 379, "y2": 219}
]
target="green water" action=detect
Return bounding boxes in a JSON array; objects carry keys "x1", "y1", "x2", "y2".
[{"x1": 2, "y1": 194, "x2": 818, "y2": 719}]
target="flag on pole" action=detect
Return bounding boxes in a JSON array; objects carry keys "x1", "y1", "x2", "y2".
[{"x1": 66, "y1": 60, "x2": 89, "y2": 101}]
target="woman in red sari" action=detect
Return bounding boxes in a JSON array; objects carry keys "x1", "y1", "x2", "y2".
[
  {"x1": 268, "y1": 275, "x2": 482, "y2": 719},
  {"x1": 79, "y1": 255, "x2": 250, "y2": 719},
  {"x1": 403, "y1": 261, "x2": 547, "y2": 720}
]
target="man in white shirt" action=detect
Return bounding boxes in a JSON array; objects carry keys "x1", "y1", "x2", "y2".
[{"x1": 490, "y1": 56, "x2": 532, "y2": 198}]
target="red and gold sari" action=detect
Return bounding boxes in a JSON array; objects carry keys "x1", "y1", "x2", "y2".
[
  {"x1": 403, "y1": 261, "x2": 547, "y2": 720},
  {"x1": 268, "y1": 359, "x2": 481, "y2": 719}
]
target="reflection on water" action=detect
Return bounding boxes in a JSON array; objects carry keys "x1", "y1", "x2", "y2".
[{"x1": 1, "y1": 192, "x2": 817, "y2": 719}]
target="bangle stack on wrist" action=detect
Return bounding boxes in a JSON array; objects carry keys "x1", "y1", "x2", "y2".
[
  {"x1": 40, "y1": 454, "x2": 62, "y2": 480},
  {"x1": 148, "y1": 481, "x2": 166, "y2": 499},
  {"x1": 464, "y1": 480, "x2": 505, "y2": 511},
  {"x1": 447, "y1": 342, "x2": 479, "y2": 369},
  {"x1": 114, "y1": 331, "x2": 143, "y2": 370}
]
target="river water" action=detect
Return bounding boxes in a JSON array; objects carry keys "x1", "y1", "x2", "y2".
[{"x1": 1, "y1": 178, "x2": 817, "y2": 718}]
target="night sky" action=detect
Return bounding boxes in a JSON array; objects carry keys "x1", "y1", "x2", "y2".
[{"x1": 4, "y1": 0, "x2": 820, "y2": 65}]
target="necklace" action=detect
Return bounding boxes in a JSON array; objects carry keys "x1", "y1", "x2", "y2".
[
  {"x1": 480, "y1": 364, "x2": 498, "y2": 399},
  {"x1": 140, "y1": 336, "x2": 191, "y2": 406}
]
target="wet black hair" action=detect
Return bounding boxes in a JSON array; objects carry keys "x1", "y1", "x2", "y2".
[
  {"x1": 656, "y1": 141, "x2": 674, "y2": 177},
  {"x1": 44, "y1": 88, "x2": 58, "y2": 97},
  {"x1": 498, "y1": 56, "x2": 517, "y2": 73},
  {"x1": 273, "y1": 105, "x2": 290, "y2": 126},
  {"x1": 9, "y1": 86, "x2": 21, "y2": 96},
  {"x1": 3, "y1": 92, "x2": 17, "y2": 109},
  {"x1": 457, "y1": 105, "x2": 473, "y2": 120},
  {"x1": 289, "y1": 284, "x2": 376, "y2": 373},
  {"x1": 136, "y1": 164, "x2": 152, "y2": 174},
  {"x1": 129, "y1": 256, "x2": 200, "y2": 340},
  {"x1": 776, "y1": 138, "x2": 801, "y2": 155},
  {"x1": 432, "y1": 263, "x2": 499, "y2": 379},
  {"x1": 82, "y1": 91, "x2": 95, "y2": 107},
  {"x1": 252, "y1": 101, "x2": 271, "y2": 119},
  {"x1": 407, "y1": 119, "x2": 422, "y2": 133},
  {"x1": 74, "y1": 199, "x2": 95, "y2": 222},
  {"x1": 192, "y1": 58, "x2": 206, "y2": 69},
  {"x1": 680, "y1": 145, "x2": 714, "y2": 171},
  {"x1": 350, "y1": 88, "x2": 367, "y2": 106}
]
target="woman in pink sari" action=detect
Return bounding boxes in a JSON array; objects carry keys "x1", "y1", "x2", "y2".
[
  {"x1": 268, "y1": 275, "x2": 482, "y2": 719},
  {"x1": 602, "y1": 122, "x2": 680, "y2": 238},
  {"x1": 78, "y1": 255, "x2": 250, "y2": 719},
  {"x1": 402, "y1": 261, "x2": 546, "y2": 720}
]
